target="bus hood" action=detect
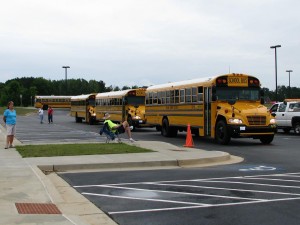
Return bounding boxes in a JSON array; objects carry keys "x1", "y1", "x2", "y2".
[{"x1": 218, "y1": 102, "x2": 268, "y2": 115}]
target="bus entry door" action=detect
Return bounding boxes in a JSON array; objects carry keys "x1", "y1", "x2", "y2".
[{"x1": 204, "y1": 87, "x2": 211, "y2": 136}]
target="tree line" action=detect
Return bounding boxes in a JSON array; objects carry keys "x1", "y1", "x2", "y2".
[
  {"x1": 0, "y1": 77, "x2": 139, "y2": 107},
  {"x1": 0, "y1": 77, "x2": 300, "y2": 107}
]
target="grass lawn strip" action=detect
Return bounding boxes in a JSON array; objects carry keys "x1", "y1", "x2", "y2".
[{"x1": 16, "y1": 143, "x2": 154, "y2": 158}]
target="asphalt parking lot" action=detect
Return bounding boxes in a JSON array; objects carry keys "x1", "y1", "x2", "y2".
[{"x1": 61, "y1": 169, "x2": 300, "y2": 225}]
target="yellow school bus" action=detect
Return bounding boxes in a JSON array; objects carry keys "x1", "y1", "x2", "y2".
[
  {"x1": 34, "y1": 95, "x2": 72, "y2": 109},
  {"x1": 95, "y1": 89, "x2": 147, "y2": 129},
  {"x1": 70, "y1": 94, "x2": 97, "y2": 124},
  {"x1": 145, "y1": 73, "x2": 277, "y2": 144}
]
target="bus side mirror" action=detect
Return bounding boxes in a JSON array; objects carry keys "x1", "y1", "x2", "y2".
[{"x1": 212, "y1": 86, "x2": 217, "y2": 101}]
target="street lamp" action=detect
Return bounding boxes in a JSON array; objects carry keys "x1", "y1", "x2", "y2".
[
  {"x1": 62, "y1": 66, "x2": 70, "y2": 95},
  {"x1": 286, "y1": 70, "x2": 293, "y2": 98},
  {"x1": 270, "y1": 45, "x2": 281, "y2": 102}
]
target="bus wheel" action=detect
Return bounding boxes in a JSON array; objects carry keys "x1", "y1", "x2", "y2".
[
  {"x1": 161, "y1": 118, "x2": 171, "y2": 137},
  {"x1": 260, "y1": 135, "x2": 274, "y2": 144},
  {"x1": 89, "y1": 116, "x2": 94, "y2": 125},
  {"x1": 75, "y1": 115, "x2": 79, "y2": 123},
  {"x1": 75, "y1": 114, "x2": 82, "y2": 123},
  {"x1": 215, "y1": 120, "x2": 230, "y2": 145},
  {"x1": 161, "y1": 118, "x2": 177, "y2": 137},
  {"x1": 283, "y1": 128, "x2": 291, "y2": 133},
  {"x1": 294, "y1": 123, "x2": 300, "y2": 134}
]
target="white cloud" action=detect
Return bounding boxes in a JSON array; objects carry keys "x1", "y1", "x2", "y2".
[{"x1": 0, "y1": 0, "x2": 300, "y2": 90}]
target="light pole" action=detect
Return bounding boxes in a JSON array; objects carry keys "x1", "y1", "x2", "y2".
[
  {"x1": 62, "y1": 66, "x2": 70, "y2": 95},
  {"x1": 286, "y1": 70, "x2": 293, "y2": 98},
  {"x1": 270, "y1": 45, "x2": 281, "y2": 102}
]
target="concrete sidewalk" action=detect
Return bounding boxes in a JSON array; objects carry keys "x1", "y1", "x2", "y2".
[{"x1": 0, "y1": 125, "x2": 242, "y2": 225}]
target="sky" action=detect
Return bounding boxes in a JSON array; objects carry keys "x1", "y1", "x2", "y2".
[{"x1": 1, "y1": 0, "x2": 299, "y2": 90}]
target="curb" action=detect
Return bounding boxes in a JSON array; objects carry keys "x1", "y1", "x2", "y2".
[
  {"x1": 38, "y1": 160, "x2": 179, "y2": 172},
  {"x1": 37, "y1": 153, "x2": 240, "y2": 173}
]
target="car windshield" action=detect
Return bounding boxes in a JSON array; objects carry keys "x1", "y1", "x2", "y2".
[{"x1": 216, "y1": 87, "x2": 260, "y2": 101}]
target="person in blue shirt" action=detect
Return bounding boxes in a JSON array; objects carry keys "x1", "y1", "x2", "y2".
[{"x1": 3, "y1": 101, "x2": 17, "y2": 149}]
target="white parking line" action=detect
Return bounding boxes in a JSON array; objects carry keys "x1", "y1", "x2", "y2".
[
  {"x1": 108, "y1": 196, "x2": 300, "y2": 215},
  {"x1": 75, "y1": 172, "x2": 300, "y2": 215},
  {"x1": 85, "y1": 184, "x2": 264, "y2": 201},
  {"x1": 82, "y1": 192, "x2": 210, "y2": 206},
  {"x1": 75, "y1": 172, "x2": 300, "y2": 187},
  {"x1": 237, "y1": 177, "x2": 300, "y2": 183},
  {"x1": 150, "y1": 183, "x2": 300, "y2": 197},
  {"x1": 198, "y1": 180, "x2": 300, "y2": 189}
]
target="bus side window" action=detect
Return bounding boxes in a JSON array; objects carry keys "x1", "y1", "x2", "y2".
[
  {"x1": 157, "y1": 92, "x2": 162, "y2": 104},
  {"x1": 153, "y1": 92, "x2": 158, "y2": 104},
  {"x1": 161, "y1": 91, "x2": 166, "y2": 104},
  {"x1": 198, "y1": 87, "x2": 203, "y2": 102},
  {"x1": 180, "y1": 89, "x2": 185, "y2": 103},
  {"x1": 166, "y1": 91, "x2": 170, "y2": 104},
  {"x1": 170, "y1": 90, "x2": 175, "y2": 104},
  {"x1": 174, "y1": 90, "x2": 179, "y2": 103},
  {"x1": 192, "y1": 87, "x2": 197, "y2": 102},
  {"x1": 185, "y1": 88, "x2": 191, "y2": 103}
]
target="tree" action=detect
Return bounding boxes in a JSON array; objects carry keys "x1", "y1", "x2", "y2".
[{"x1": 6, "y1": 80, "x2": 22, "y2": 106}]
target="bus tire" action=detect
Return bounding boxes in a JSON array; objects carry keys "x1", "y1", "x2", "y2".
[
  {"x1": 161, "y1": 118, "x2": 172, "y2": 137},
  {"x1": 89, "y1": 116, "x2": 94, "y2": 125},
  {"x1": 283, "y1": 128, "x2": 291, "y2": 133},
  {"x1": 215, "y1": 120, "x2": 231, "y2": 145},
  {"x1": 75, "y1": 114, "x2": 82, "y2": 123},
  {"x1": 259, "y1": 135, "x2": 274, "y2": 144},
  {"x1": 294, "y1": 123, "x2": 300, "y2": 135}
]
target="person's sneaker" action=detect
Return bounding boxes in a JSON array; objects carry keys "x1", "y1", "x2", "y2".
[
  {"x1": 129, "y1": 138, "x2": 135, "y2": 142},
  {"x1": 4, "y1": 145, "x2": 8, "y2": 149},
  {"x1": 9, "y1": 145, "x2": 15, "y2": 148},
  {"x1": 99, "y1": 129, "x2": 103, "y2": 135},
  {"x1": 129, "y1": 126, "x2": 134, "y2": 130}
]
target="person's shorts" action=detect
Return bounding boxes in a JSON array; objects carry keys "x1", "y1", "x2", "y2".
[
  {"x1": 6, "y1": 124, "x2": 16, "y2": 136},
  {"x1": 117, "y1": 125, "x2": 125, "y2": 134}
]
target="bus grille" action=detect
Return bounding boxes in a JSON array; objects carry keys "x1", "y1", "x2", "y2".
[{"x1": 247, "y1": 116, "x2": 266, "y2": 125}]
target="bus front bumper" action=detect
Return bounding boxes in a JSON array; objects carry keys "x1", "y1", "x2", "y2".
[{"x1": 228, "y1": 124, "x2": 277, "y2": 138}]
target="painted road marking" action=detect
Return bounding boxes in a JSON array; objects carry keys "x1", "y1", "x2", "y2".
[
  {"x1": 108, "y1": 197, "x2": 300, "y2": 215},
  {"x1": 81, "y1": 184, "x2": 264, "y2": 201},
  {"x1": 74, "y1": 172, "x2": 300, "y2": 215},
  {"x1": 82, "y1": 192, "x2": 209, "y2": 206},
  {"x1": 239, "y1": 165, "x2": 277, "y2": 171},
  {"x1": 150, "y1": 183, "x2": 300, "y2": 196}
]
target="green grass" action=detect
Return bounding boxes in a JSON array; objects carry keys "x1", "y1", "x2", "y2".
[
  {"x1": 16, "y1": 143, "x2": 153, "y2": 158},
  {"x1": 0, "y1": 107, "x2": 37, "y2": 116}
]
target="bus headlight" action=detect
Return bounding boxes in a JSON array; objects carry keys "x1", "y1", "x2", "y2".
[
  {"x1": 228, "y1": 118, "x2": 243, "y2": 124},
  {"x1": 270, "y1": 118, "x2": 276, "y2": 124}
]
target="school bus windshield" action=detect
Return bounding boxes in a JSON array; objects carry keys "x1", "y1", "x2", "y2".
[
  {"x1": 216, "y1": 87, "x2": 260, "y2": 101},
  {"x1": 127, "y1": 96, "x2": 145, "y2": 105},
  {"x1": 88, "y1": 98, "x2": 95, "y2": 106}
]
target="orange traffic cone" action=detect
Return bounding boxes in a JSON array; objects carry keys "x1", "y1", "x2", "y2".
[{"x1": 184, "y1": 124, "x2": 194, "y2": 148}]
